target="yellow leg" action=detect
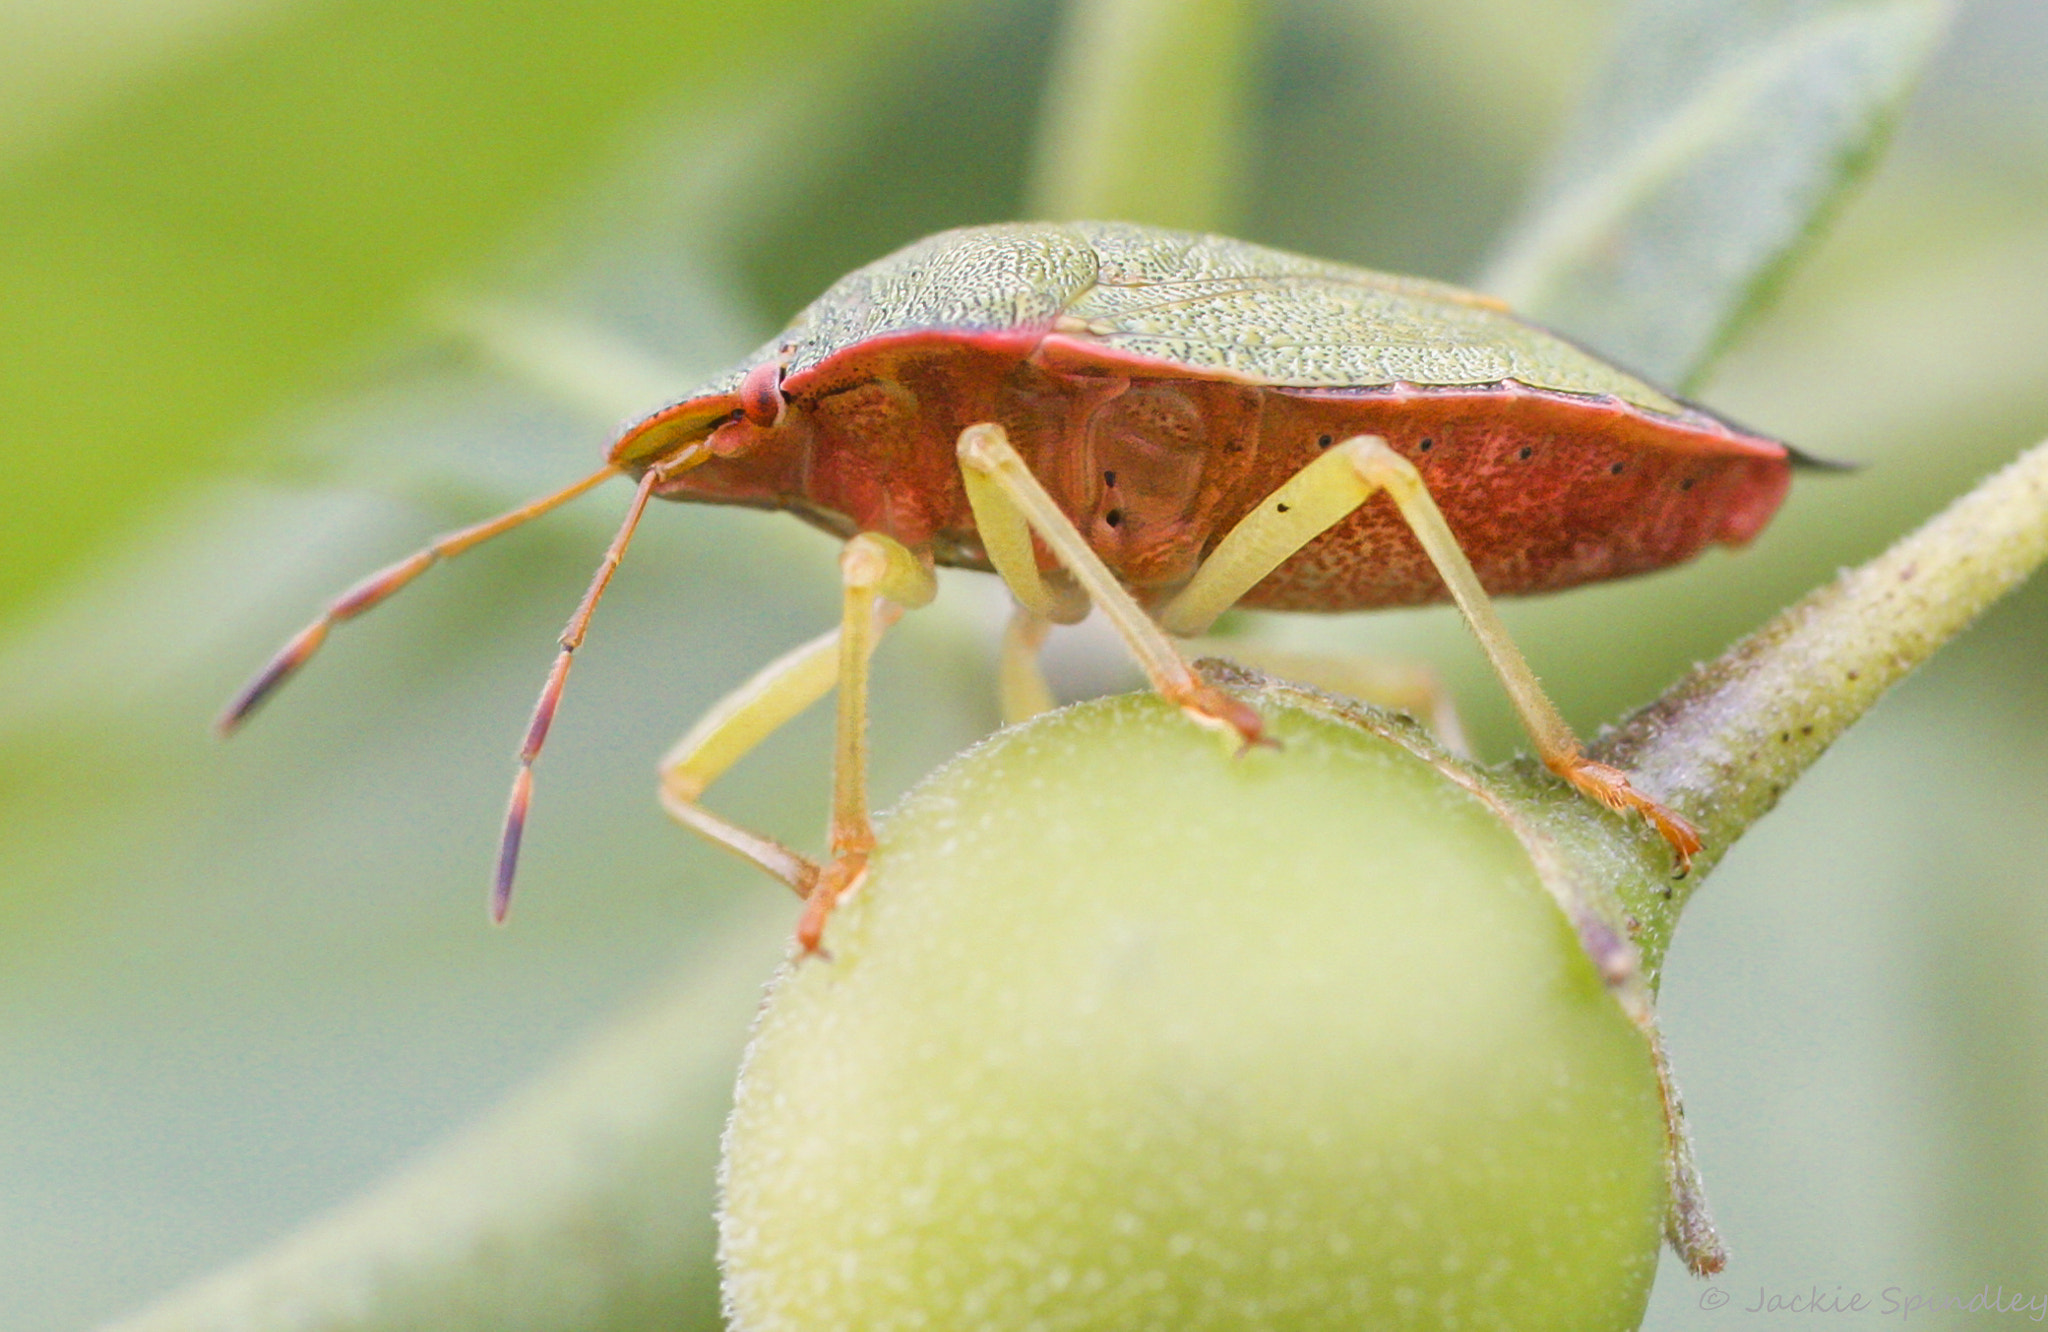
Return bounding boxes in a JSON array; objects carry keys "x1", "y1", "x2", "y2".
[
  {"x1": 998, "y1": 604, "x2": 1058, "y2": 726},
  {"x1": 657, "y1": 628, "x2": 841, "y2": 897},
  {"x1": 800, "y1": 533, "x2": 937, "y2": 952},
  {"x1": 656, "y1": 532, "x2": 936, "y2": 953},
  {"x1": 957, "y1": 423, "x2": 1264, "y2": 748},
  {"x1": 825, "y1": 535, "x2": 938, "y2": 854},
  {"x1": 1160, "y1": 434, "x2": 1699, "y2": 871}
]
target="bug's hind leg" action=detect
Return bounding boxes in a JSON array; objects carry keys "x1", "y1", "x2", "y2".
[
  {"x1": 957, "y1": 423, "x2": 1264, "y2": 748},
  {"x1": 1159, "y1": 434, "x2": 1701, "y2": 872}
]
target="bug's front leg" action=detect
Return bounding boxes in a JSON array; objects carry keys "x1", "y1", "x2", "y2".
[
  {"x1": 657, "y1": 629, "x2": 838, "y2": 899},
  {"x1": 657, "y1": 532, "x2": 935, "y2": 954},
  {"x1": 956, "y1": 423, "x2": 1264, "y2": 748},
  {"x1": 803, "y1": 534, "x2": 938, "y2": 951},
  {"x1": 1159, "y1": 434, "x2": 1701, "y2": 873}
]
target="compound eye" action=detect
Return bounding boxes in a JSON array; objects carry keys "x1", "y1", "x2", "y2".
[{"x1": 739, "y1": 361, "x2": 788, "y2": 428}]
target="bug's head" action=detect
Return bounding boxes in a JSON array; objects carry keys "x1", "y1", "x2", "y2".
[{"x1": 607, "y1": 359, "x2": 801, "y2": 497}]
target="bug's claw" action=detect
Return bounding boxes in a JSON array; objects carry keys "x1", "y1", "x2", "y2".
[
  {"x1": 795, "y1": 853, "x2": 868, "y2": 959},
  {"x1": 1550, "y1": 756, "x2": 1702, "y2": 874},
  {"x1": 1173, "y1": 682, "x2": 1273, "y2": 755}
]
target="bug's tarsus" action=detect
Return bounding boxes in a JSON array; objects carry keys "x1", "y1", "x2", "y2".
[
  {"x1": 793, "y1": 853, "x2": 866, "y2": 961},
  {"x1": 492, "y1": 464, "x2": 667, "y2": 921},
  {"x1": 1551, "y1": 754, "x2": 1702, "y2": 874},
  {"x1": 216, "y1": 464, "x2": 621, "y2": 736},
  {"x1": 1174, "y1": 685, "x2": 1272, "y2": 756},
  {"x1": 1643, "y1": 802, "x2": 1702, "y2": 876}
]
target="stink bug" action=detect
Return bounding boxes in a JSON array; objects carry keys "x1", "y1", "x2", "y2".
[{"x1": 222, "y1": 221, "x2": 1803, "y2": 949}]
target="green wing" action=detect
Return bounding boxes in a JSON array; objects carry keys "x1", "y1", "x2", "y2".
[
  {"x1": 654, "y1": 221, "x2": 1686, "y2": 431},
  {"x1": 778, "y1": 224, "x2": 1099, "y2": 376},
  {"x1": 1062, "y1": 221, "x2": 1686, "y2": 416}
]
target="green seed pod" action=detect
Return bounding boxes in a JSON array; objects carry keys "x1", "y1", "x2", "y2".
[{"x1": 720, "y1": 687, "x2": 1669, "y2": 1331}]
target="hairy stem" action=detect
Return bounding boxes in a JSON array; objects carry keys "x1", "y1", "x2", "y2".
[{"x1": 1593, "y1": 436, "x2": 2048, "y2": 931}]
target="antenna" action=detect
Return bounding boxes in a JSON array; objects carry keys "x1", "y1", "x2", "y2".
[
  {"x1": 494, "y1": 463, "x2": 670, "y2": 921},
  {"x1": 218, "y1": 465, "x2": 620, "y2": 733}
]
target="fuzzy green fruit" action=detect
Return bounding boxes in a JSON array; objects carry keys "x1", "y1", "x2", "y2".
[{"x1": 721, "y1": 690, "x2": 1667, "y2": 1331}]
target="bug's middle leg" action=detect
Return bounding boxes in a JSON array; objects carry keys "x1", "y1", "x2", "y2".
[
  {"x1": 1158, "y1": 433, "x2": 1701, "y2": 871},
  {"x1": 1179, "y1": 638, "x2": 1474, "y2": 757},
  {"x1": 997, "y1": 604, "x2": 1059, "y2": 726},
  {"x1": 956, "y1": 423, "x2": 1263, "y2": 746},
  {"x1": 1158, "y1": 433, "x2": 1719, "y2": 1264}
]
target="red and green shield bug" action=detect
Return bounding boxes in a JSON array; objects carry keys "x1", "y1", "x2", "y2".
[{"x1": 221, "y1": 221, "x2": 1805, "y2": 950}]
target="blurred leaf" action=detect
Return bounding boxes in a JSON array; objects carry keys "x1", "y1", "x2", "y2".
[
  {"x1": 0, "y1": 0, "x2": 935, "y2": 632},
  {"x1": 1024, "y1": 0, "x2": 1259, "y2": 228},
  {"x1": 1476, "y1": 0, "x2": 1952, "y2": 389},
  {"x1": 0, "y1": 0, "x2": 283, "y2": 168},
  {"x1": 100, "y1": 937, "x2": 782, "y2": 1332},
  {"x1": 0, "y1": 7, "x2": 1010, "y2": 1322},
  {"x1": 1242, "y1": 0, "x2": 1611, "y2": 279}
]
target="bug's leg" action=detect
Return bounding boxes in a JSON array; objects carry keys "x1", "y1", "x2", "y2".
[
  {"x1": 657, "y1": 534, "x2": 934, "y2": 953},
  {"x1": 997, "y1": 605, "x2": 1058, "y2": 725},
  {"x1": 1181, "y1": 639, "x2": 1473, "y2": 757},
  {"x1": 219, "y1": 464, "x2": 620, "y2": 732},
  {"x1": 790, "y1": 533, "x2": 938, "y2": 953},
  {"x1": 956, "y1": 423, "x2": 1264, "y2": 747},
  {"x1": 1160, "y1": 434, "x2": 1701, "y2": 871},
  {"x1": 656, "y1": 628, "x2": 843, "y2": 899}
]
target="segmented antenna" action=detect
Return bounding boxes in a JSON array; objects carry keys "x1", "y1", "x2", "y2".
[
  {"x1": 217, "y1": 465, "x2": 619, "y2": 734},
  {"x1": 493, "y1": 466, "x2": 663, "y2": 922}
]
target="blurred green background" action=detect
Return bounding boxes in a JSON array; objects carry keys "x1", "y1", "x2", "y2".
[{"x1": 0, "y1": 0, "x2": 2042, "y2": 1327}]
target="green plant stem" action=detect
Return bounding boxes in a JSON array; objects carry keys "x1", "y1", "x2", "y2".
[
  {"x1": 1024, "y1": 0, "x2": 1255, "y2": 229},
  {"x1": 1592, "y1": 435, "x2": 2048, "y2": 938}
]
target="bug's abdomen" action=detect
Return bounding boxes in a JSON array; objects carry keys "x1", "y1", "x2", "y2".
[{"x1": 1228, "y1": 386, "x2": 1793, "y2": 612}]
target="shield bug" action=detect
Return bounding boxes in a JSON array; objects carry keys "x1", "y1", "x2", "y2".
[{"x1": 222, "y1": 221, "x2": 1803, "y2": 949}]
